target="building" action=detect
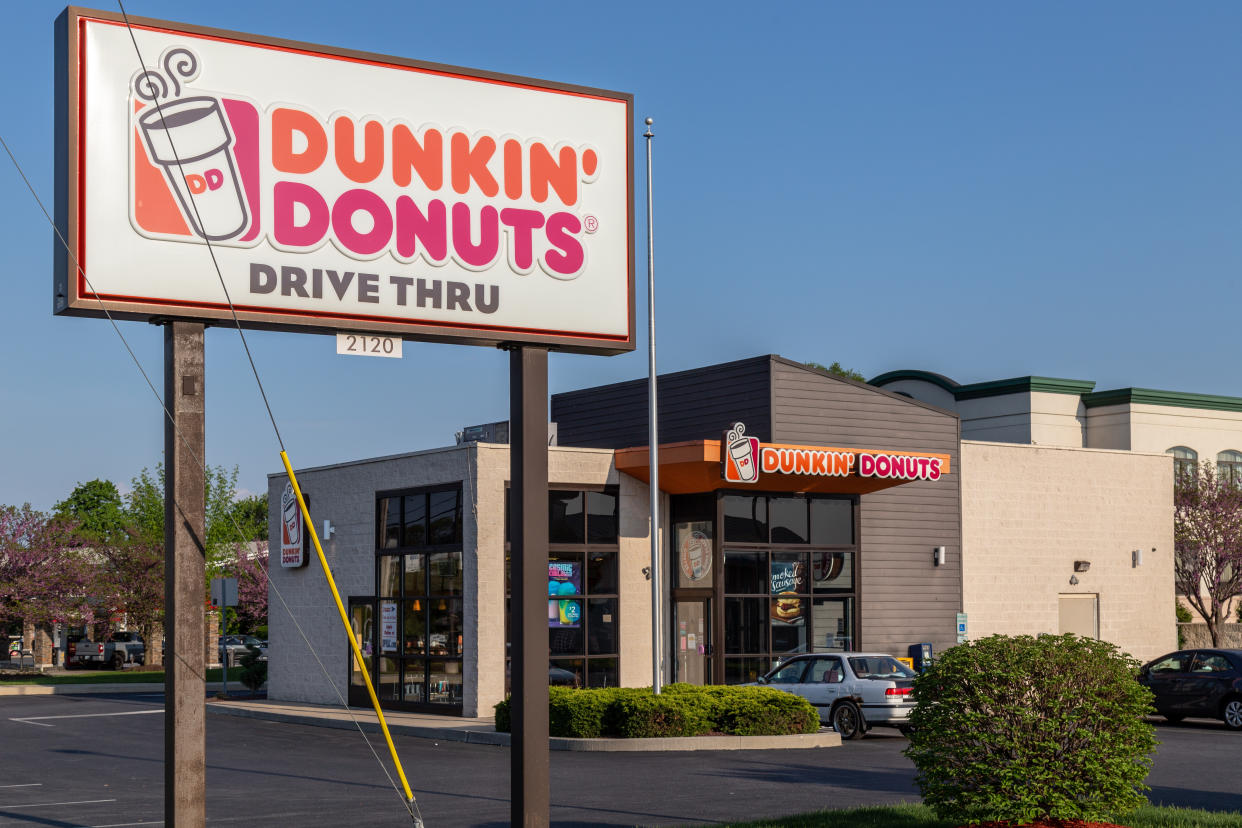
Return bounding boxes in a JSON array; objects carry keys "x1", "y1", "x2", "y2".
[{"x1": 267, "y1": 356, "x2": 1173, "y2": 718}]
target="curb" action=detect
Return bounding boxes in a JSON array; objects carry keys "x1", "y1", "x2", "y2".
[
  {"x1": 0, "y1": 682, "x2": 236, "y2": 696},
  {"x1": 205, "y1": 702, "x2": 842, "y2": 751}
]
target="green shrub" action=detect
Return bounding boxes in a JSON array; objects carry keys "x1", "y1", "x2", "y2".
[
  {"x1": 904, "y1": 633, "x2": 1157, "y2": 825},
  {"x1": 1175, "y1": 603, "x2": 1193, "y2": 623},
  {"x1": 494, "y1": 683, "x2": 818, "y2": 738},
  {"x1": 238, "y1": 645, "x2": 267, "y2": 692}
]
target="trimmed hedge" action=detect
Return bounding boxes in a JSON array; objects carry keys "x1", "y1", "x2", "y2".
[{"x1": 494, "y1": 683, "x2": 819, "y2": 738}]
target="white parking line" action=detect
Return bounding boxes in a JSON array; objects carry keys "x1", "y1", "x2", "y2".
[
  {"x1": 0, "y1": 784, "x2": 41, "y2": 789},
  {"x1": 83, "y1": 822, "x2": 164, "y2": 827},
  {"x1": 9, "y1": 709, "x2": 162, "y2": 727},
  {"x1": 0, "y1": 799, "x2": 117, "y2": 809}
]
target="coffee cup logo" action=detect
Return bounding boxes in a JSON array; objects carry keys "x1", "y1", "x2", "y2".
[
  {"x1": 132, "y1": 47, "x2": 252, "y2": 242},
  {"x1": 281, "y1": 482, "x2": 301, "y2": 551},
  {"x1": 723, "y1": 422, "x2": 760, "y2": 483}
]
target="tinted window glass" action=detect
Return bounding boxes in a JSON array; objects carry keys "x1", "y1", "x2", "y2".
[
  {"x1": 403, "y1": 494, "x2": 426, "y2": 546},
  {"x1": 587, "y1": 598, "x2": 618, "y2": 655},
  {"x1": 1150, "y1": 653, "x2": 1190, "y2": 673},
  {"x1": 724, "y1": 656, "x2": 770, "y2": 686},
  {"x1": 587, "y1": 658, "x2": 618, "y2": 689},
  {"x1": 809, "y1": 498, "x2": 852, "y2": 545},
  {"x1": 587, "y1": 549, "x2": 617, "y2": 593},
  {"x1": 806, "y1": 656, "x2": 844, "y2": 683},
  {"x1": 429, "y1": 550, "x2": 463, "y2": 595},
  {"x1": 586, "y1": 490, "x2": 618, "y2": 543},
  {"x1": 725, "y1": 549, "x2": 766, "y2": 594},
  {"x1": 812, "y1": 551, "x2": 853, "y2": 593},
  {"x1": 403, "y1": 554, "x2": 426, "y2": 595},
  {"x1": 377, "y1": 555, "x2": 401, "y2": 597},
  {"x1": 724, "y1": 495, "x2": 767, "y2": 543},
  {"x1": 549, "y1": 491, "x2": 585, "y2": 543},
  {"x1": 429, "y1": 599, "x2": 463, "y2": 657},
  {"x1": 724, "y1": 597, "x2": 769, "y2": 654},
  {"x1": 403, "y1": 600, "x2": 425, "y2": 655},
  {"x1": 379, "y1": 497, "x2": 401, "y2": 549},
  {"x1": 1191, "y1": 653, "x2": 1233, "y2": 673},
  {"x1": 429, "y1": 490, "x2": 460, "y2": 544},
  {"x1": 769, "y1": 497, "x2": 808, "y2": 544}
]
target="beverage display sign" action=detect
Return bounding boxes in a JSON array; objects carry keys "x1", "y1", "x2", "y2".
[
  {"x1": 547, "y1": 561, "x2": 582, "y2": 628},
  {"x1": 56, "y1": 8, "x2": 634, "y2": 355},
  {"x1": 380, "y1": 601, "x2": 398, "y2": 653},
  {"x1": 279, "y1": 482, "x2": 307, "y2": 568}
]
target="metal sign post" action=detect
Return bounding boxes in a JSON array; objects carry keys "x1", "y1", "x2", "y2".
[
  {"x1": 510, "y1": 346, "x2": 550, "y2": 828},
  {"x1": 164, "y1": 321, "x2": 206, "y2": 828},
  {"x1": 211, "y1": 577, "x2": 238, "y2": 697}
]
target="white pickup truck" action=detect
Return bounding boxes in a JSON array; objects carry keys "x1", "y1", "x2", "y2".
[{"x1": 71, "y1": 631, "x2": 145, "y2": 670}]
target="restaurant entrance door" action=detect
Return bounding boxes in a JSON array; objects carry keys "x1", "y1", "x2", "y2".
[
  {"x1": 674, "y1": 599, "x2": 712, "y2": 684},
  {"x1": 347, "y1": 598, "x2": 375, "y2": 707}
]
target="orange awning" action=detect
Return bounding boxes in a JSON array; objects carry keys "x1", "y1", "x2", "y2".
[{"x1": 614, "y1": 440, "x2": 951, "y2": 495}]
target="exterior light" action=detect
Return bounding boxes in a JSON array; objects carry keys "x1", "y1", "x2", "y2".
[
  {"x1": 933, "y1": 547, "x2": 946, "y2": 567},
  {"x1": 1132, "y1": 549, "x2": 1143, "y2": 568},
  {"x1": 1073, "y1": 560, "x2": 1091, "y2": 573}
]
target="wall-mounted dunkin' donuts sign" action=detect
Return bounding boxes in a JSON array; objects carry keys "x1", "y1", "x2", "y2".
[{"x1": 56, "y1": 8, "x2": 634, "y2": 355}]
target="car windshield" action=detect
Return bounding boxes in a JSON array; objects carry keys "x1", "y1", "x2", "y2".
[{"x1": 848, "y1": 656, "x2": 917, "y2": 679}]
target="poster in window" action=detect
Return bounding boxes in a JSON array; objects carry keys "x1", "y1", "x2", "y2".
[
  {"x1": 547, "y1": 561, "x2": 582, "y2": 628},
  {"x1": 380, "y1": 601, "x2": 398, "y2": 653},
  {"x1": 676, "y1": 521, "x2": 713, "y2": 586},
  {"x1": 770, "y1": 559, "x2": 806, "y2": 626}
]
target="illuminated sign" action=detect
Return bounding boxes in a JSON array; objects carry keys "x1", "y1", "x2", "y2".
[
  {"x1": 56, "y1": 8, "x2": 633, "y2": 354},
  {"x1": 722, "y1": 422, "x2": 947, "y2": 484}
]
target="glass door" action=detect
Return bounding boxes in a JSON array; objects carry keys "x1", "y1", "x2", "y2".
[
  {"x1": 674, "y1": 599, "x2": 711, "y2": 684},
  {"x1": 348, "y1": 598, "x2": 375, "y2": 707}
]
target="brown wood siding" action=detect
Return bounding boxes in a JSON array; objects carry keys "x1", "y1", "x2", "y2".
[
  {"x1": 552, "y1": 355, "x2": 773, "y2": 448},
  {"x1": 769, "y1": 357, "x2": 962, "y2": 658}
]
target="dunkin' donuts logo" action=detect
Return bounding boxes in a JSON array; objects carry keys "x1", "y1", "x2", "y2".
[
  {"x1": 129, "y1": 45, "x2": 598, "y2": 279},
  {"x1": 721, "y1": 421, "x2": 945, "y2": 484}
]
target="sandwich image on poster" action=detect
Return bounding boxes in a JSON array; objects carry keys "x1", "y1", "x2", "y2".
[{"x1": 548, "y1": 561, "x2": 582, "y2": 628}]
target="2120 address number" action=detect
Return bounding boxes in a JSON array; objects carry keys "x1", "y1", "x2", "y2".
[{"x1": 336, "y1": 333, "x2": 403, "y2": 359}]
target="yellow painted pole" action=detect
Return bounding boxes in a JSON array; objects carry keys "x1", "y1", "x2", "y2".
[{"x1": 280, "y1": 451, "x2": 415, "y2": 804}]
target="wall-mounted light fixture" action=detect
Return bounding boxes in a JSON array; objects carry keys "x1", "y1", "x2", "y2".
[
  {"x1": 933, "y1": 547, "x2": 946, "y2": 567},
  {"x1": 1073, "y1": 560, "x2": 1091, "y2": 573},
  {"x1": 323, "y1": 519, "x2": 336, "y2": 540},
  {"x1": 1132, "y1": 549, "x2": 1143, "y2": 568},
  {"x1": 1069, "y1": 574, "x2": 1080, "y2": 586}
]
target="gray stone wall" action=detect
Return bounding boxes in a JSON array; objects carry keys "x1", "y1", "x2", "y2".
[{"x1": 1177, "y1": 623, "x2": 1242, "y2": 649}]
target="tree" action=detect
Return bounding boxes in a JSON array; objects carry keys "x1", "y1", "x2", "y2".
[
  {"x1": 54, "y1": 480, "x2": 128, "y2": 544},
  {"x1": 96, "y1": 533, "x2": 165, "y2": 660},
  {"x1": 805, "y1": 361, "x2": 866, "y2": 382},
  {"x1": 230, "y1": 541, "x2": 268, "y2": 635},
  {"x1": 128, "y1": 464, "x2": 261, "y2": 578},
  {"x1": 0, "y1": 505, "x2": 90, "y2": 630},
  {"x1": 1174, "y1": 463, "x2": 1242, "y2": 646}
]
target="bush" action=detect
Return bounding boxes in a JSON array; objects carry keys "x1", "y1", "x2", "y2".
[
  {"x1": 494, "y1": 683, "x2": 819, "y2": 738},
  {"x1": 904, "y1": 633, "x2": 1157, "y2": 825},
  {"x1": 238, "y1": 645, "x2": 267, "y2": 692}
]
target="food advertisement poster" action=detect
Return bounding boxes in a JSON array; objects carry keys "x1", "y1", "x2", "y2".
[{"x1": 770, "y1": 559, "x2": 805, "y2": 625}]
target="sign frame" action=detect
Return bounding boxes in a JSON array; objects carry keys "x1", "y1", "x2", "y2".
[{"x1": 54, "y1": 7, "x2": 635, "y2": 356}]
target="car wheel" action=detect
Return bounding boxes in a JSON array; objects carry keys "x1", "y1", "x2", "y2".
[
  {"x1": 831, "y1": 701, "x2": 864, "y2": 740},
  {"x1": 112, "y1": 653, "x2": 125, "y2": 671},
  {"x1": 1223, "y1": 698, "x2": 1242, "y2": 731}
]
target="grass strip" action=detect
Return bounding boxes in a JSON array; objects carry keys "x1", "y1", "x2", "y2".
[
  {"x1": 724, "y1": 804, "x2": 1242, "y2": 827},
  {"x1": 0, "y1": 666, "x2": 244, "y2": 685}
]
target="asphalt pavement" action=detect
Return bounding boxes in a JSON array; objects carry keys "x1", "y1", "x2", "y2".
[{"x1": 0, "y1": 693, "x2": 1239, "y2": 827}]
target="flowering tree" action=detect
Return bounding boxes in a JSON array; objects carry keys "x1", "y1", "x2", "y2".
[
  {"x1": 0, "y1": 505, "x2": 90, "y2": 630},
  {"x1": 230, "y1": 542, "x2": 268, "y2": 634},
  {"x1": 1174, "y1": 463, "x2": 1242, "y2": 646},
  {"x1": 96, "y1": 533, "x2": 165, "y2": 661}
]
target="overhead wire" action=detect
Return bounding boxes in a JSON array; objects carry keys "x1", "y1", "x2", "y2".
[{"x1": 0, "y1": 5, "x2": 426, "y2": 823}]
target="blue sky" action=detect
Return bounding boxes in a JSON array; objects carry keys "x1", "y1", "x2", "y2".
[{"x1": 1, "y1": 1, "x2": 1239, "y2": 510}]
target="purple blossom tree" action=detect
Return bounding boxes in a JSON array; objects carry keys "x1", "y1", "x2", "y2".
[
  {"x1": 230, "y1": 542, "x2": 268, "y2": 635},
  {"x1": 0, "y1": 505, "x2": 90, "y2": 630},
  {"x1": 1174, "y1": 463, "x2": 1242, "y2": 647}
]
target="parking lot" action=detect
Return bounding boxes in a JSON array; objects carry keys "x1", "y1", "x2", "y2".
[{"x1": 2, "y1": 693, "x2": 1240, "y2": 827}]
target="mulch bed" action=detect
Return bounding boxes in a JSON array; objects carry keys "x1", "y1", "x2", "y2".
[{"x1": 965, "y1": 821, "x2": 1125, "y2": 828}]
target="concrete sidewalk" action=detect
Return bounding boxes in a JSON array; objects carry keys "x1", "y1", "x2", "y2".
[{"x1": 206, "y1": 697, "x2": 843, "y2": 752}]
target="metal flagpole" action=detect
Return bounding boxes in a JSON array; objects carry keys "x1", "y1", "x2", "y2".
[{"x1": 645, "y1": 117, "x2": 662, "y2": 695}]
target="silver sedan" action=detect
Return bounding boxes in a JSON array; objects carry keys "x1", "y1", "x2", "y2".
[{"x1": 753, "y1": 652, "x2": 917, "y2": 739}]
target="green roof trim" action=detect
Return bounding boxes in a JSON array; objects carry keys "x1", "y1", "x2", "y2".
[
  {"x1": 870, "y1": 369, "x2": 1094, "y2": 400},
  {"x1": 1082, "y1": 388, "x2": 1242, "y2": 413},
  {"x1": 868, "y1": 369, "x2": 960, "y2": 393},
  {"x1": 954, "y1": 376, "x2": 1096, "y2": 400}
]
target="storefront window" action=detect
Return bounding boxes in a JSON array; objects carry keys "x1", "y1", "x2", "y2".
[
  {"x1": 371, "y1": 483, "x2": 464, "y2": 712},
  {"x1": 674, "y1": 521, "x2": 713, "y2": 588},
  {"x1": 506, "y1": 486, "x2": 620, "y2": 691},
  {"x1": 721, "y1": 493, "x2": 858, "y2": 683}
]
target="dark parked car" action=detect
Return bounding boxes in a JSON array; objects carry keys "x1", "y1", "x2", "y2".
[{"x1": 1137, "y1": 649, "x2": 1242, "y2": 730}]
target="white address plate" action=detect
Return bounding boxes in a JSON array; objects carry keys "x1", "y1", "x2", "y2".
[{"x1": 336, "y1": 332, "x2": 403, "y2": 359}]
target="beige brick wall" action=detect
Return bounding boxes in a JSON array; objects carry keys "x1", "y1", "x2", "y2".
[{"x1": 961, "y1": 440, "x2": 1175, "y2": 663}]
